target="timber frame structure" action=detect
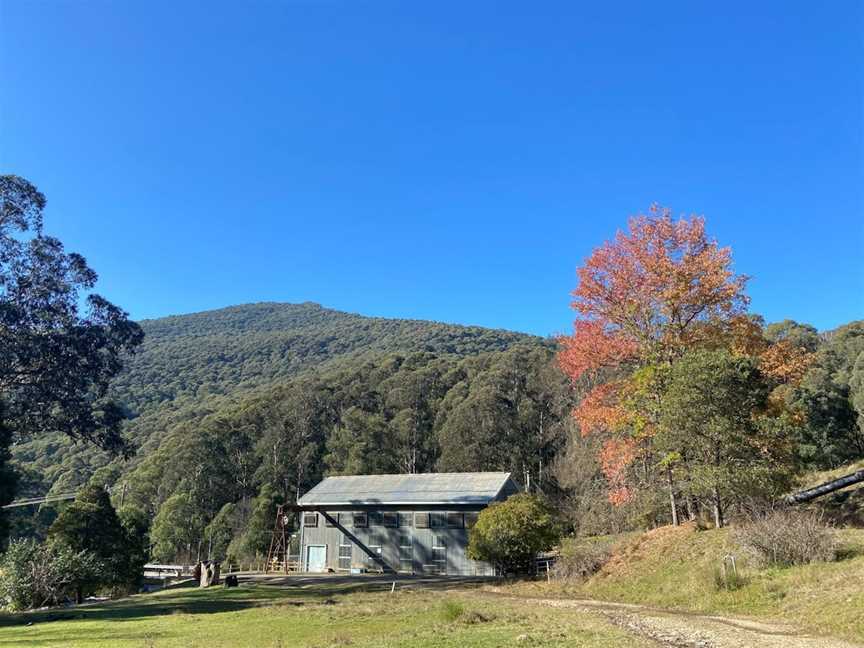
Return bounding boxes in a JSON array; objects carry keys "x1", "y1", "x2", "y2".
[{"x1": 265, "y1": 504, "x2": 294, "y2": 573}]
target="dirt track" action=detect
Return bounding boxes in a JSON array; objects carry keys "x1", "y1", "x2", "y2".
[
  {"x1": 239, "y1": 572, "x2": 861, "y2": 647},
  {"x1": 516, "y1": 596, "x2": 862, "y2": 648}
]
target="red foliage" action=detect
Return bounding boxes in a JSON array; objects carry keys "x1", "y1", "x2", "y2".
[
  {"x1": 559, "y1": 206, "x2": 751, "y2": 505},
  {"x1": 573, "y1": 382, "x2": 628, "y2": 436},
  {"x1": 569, "y1": 205, "x2": 749, "y2": 361},
  {"x1": 557, "y1": 321, "x2": 638, "y2": 381},
  {"x1": 599, "y1": 437, "x2": 640, "y2": 505}
]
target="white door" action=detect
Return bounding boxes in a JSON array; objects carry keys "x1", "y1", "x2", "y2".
[{"x1": 306, "y1": 545, "x2": 327, "y2": 572}]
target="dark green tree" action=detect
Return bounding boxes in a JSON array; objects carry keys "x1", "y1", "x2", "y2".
[
  {"x1": 254, "y1": 383, "x2": 331, "y2": 503},
  {"x1": 227, "y1": 485, "x2": 283, "y2": 562},
  {"x1": 204, "y1": 502, "x2": 239, "y2": 562},
  {"x1": 467, "y1": 494, "x2": 558, "y2": 574},
  {"x1": 325, "y1": 406, "x2": 394, "y2": 475},
  {"x1": 0, "y1": 175, "x2": 143, "y2": 543},
  {"x1": 150, "y1": 492, "x2": 203, "y2": 563},
  {"x1": 791, "y1": 321, "x2": 864, "y2": 466},
  {"x1": 659, "y1": 349, "x2": 796, "y2": 527},
  {"x1": 764, "y1": 320, "x2": 821, "y2": 353},
  {"x1": 436, "y1": 346, "x2": 567, "y2": 489},
  {"x1": 0, "y1": 411, "x2": 16, "y2": 543},
  {"x1": 118, "y1": 505, "x2": 150, "y2": 588},
  {"x1": 48, "y1": 485, "x2": 143, "y2": 595}
]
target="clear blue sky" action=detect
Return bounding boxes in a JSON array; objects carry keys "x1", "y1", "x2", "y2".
[{"x1": 1, "y1": 1, "x2": 861, "y2": 336}]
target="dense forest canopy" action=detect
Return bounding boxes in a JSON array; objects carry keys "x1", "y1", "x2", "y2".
[
  {"x1": 7, "y1": 301, "x2": 556, "y2": 547},
  {"x1": 10, "y1": 301, "x2": 542, "y2": 490},
  {"x1": 8, "y1": 298, "x2": 863, "y2": 561}
]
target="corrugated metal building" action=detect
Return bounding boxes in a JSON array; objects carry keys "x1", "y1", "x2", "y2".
[{"x1": 296, "y1": 472, "x2": 519, "y2": 576}]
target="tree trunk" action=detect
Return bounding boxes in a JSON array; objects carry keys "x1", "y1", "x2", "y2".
[
  {"x1": 712, "y1": 486, "x2": 723, "y2": 528},
  {"x1": 667, "y1": 468, "x2": 679, "y2": 526},
  {"x1": 685, "y1": 495, "x2": 696, "y2": 521}
]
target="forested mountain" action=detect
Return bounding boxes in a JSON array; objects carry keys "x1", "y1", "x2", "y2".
[
  {"x1": 9, "y1": 302, "x2": 545, "y2": 510},
  {"x1": 8, "y1": 299, "x2": 863, "y2": 565},
  {"x1": 111, "y1": 301, "x2": 539, "y2": 414}
]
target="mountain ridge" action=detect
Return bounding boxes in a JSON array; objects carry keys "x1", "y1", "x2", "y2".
[{"x1": 13, "y1": 301, "x2": 548, "y2": 499}]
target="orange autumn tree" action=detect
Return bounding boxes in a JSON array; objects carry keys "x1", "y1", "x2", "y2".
[{"x1": 558, "y1": 206, "x2": 750, "y2": 519}]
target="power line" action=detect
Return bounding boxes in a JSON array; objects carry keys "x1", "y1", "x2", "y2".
[{"x1": 1, "y1": 492, "x2": 77, "y2": 509}]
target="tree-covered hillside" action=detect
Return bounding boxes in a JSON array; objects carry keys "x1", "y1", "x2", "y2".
[
  {"x1": 7, "y1": 299, "x2": 864, "y2": 564},
  {"x1": 10, "y1": 302, "x2": 545, "y2": 507},
  {"x1": 111, "y1": 301, "x2": 540, "y2": 414}
]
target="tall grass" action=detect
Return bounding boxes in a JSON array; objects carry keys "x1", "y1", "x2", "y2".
[{"x1": 439, "y1": 598, "x2": 465, "y2": 622}]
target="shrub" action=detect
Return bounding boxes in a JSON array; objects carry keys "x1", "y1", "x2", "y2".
[
  {"x1": 0, "y1": 539, "x2": 101, "y2": 611},
  {"x1": 467, "y1": 494, "x2": 559, "y2": 574},
  {"x1": 552, "y1": 538, "x2": 611, "y2": 581},
  {"x1": 734, "y1": 509, "x2": 838, "y2": 568},
  {"x1": 439, "y1": 599, "x2": 465, "y2": 622},
  {"x1": 711, "y1": 561, "x2": 748, "y2": 591}
]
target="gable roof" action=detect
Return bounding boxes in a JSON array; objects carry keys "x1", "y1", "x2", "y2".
[{"x1": 297, "y1": 472, "x2": 516, "y2": 506}]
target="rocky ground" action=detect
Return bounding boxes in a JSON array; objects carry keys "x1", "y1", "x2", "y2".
[{"x1": 526, "y1": 597, "x2": 861, "y2": 648}]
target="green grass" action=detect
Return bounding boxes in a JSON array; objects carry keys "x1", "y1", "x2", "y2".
[
  {"x1": 799, "y1": 460, "x2": 864, "y2": 526},
  {"x1": 800, "y1": 459, "x2": 864, "y2": 489},
  {"x1": 0, "y1": 580, "x2": 654, "y2": 648},
  {"x1": 518, "y1": 523, "x2": 864, "y2": 642}
]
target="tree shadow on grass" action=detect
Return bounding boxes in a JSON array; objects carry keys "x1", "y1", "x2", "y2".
[
  {"x1": 0, "y1": 574, "x2": 497, "y2": 630},
  {"x1": 245, "y1": 573, "x2": 496, "y2": 596},
  {"x1": 835, "y1": 544, "x2": 864, "y2": 561},
  {"x1": 0, "y1": 583, "x2": 302, "y2": 629},
  {"x1": 0, "y1": 628, "x2": 169, "y2": 646}
]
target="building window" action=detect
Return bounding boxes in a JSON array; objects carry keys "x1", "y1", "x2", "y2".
[
  {"x1": 382, "y1": 511, "x2": 398, "y2": 527},
  {"x1": 414, "y1": 512, "x2": 430, "y2": 528},
  {"x1": 398, "y1": 533, "x2": 412, "y2": 573},
  {"x1": 398, "y1": 512, "x2": 412, "y2": 528},
  {"x1": 338, "y1": 534, "x2": 352, "y2": 570},
  {"x1": 324, "y1": 512, "x2": 336, "y2": 527},
  {"x1": 353, "y1": 512, "x2": 368, "y2": 528},
  {"x1": 432, "y1": 536, "x2": 447, "y2": 575},
  {"x1": 303, "y1": 513, "x2": 318, "y2": 527},
  {"x1": 369, "y1": 511, "x2": 383, "y2": 526},
  {"x1": 464, "y1": 512, "x2": 479, "y2": 529},
  {"x1": 338, "y1": 512, "x2": 351, "y2": 527},
  {"x1": 430, "y1": 512, "x2": 446, "y2": 528},
  {"x1": 446, "y1": 512, "x2": 464, "y2": 528}
]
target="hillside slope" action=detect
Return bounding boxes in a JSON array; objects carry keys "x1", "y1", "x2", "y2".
[
  {"x1": 12, "y1": 302, "x2": 544, "y2": 496},
  {"x1": 519, "y1": 522, "x2": 864, "y2": 643},
  {"x1": 111, "y1": 302, "x2": 540, "y2": 414}
]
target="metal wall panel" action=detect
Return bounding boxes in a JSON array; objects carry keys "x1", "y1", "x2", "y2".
[{"x1": 300, "y1": 509, "x2": 495, "y2": 576}]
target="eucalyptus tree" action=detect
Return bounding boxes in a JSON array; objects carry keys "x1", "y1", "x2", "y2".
[{"x1": 0, "y1": 175, "x2": 142, "y2": 542}]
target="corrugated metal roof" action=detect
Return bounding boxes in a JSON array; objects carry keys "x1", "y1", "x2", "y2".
[{"x1": 297, "y1": 472, "x2": 514, "y2": 506}]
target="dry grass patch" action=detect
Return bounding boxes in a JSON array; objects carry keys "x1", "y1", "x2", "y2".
[{"x1": 734, "y1": 509, "x2": 838, "y2": 567}]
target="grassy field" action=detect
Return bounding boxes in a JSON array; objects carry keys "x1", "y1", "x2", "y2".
[
  {"x1": 0, "y1": 578, "x2": 654, "y2": 648},
  {"x1": 4, "y1": 463, "x2": 864, "y2": 647},
  {"x1": 516, "y1": 522, "x2": 864, "y2": 643}
]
